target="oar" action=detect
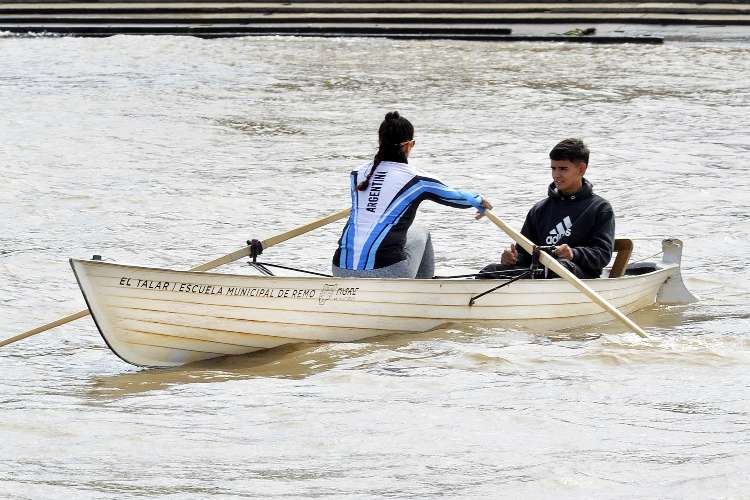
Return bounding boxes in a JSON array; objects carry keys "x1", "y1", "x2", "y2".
[
  {"x1": 0, "y1": 207, "x2": 351, "y2": 348},
  {"x1": 483, "y1": 210, "x2": 649, "y2": 338}
]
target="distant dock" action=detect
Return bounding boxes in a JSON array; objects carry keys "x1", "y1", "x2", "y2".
[{"x1": 2, "y1": 1, "x2": 750, "y2": 43}]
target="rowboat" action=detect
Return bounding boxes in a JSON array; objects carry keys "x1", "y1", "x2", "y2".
[{"x1": 70, "y1": 238, "x2": 696, "y2": 368}]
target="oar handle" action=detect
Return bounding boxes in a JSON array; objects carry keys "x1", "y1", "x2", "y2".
[
  {"x1": 2, "y1": 207, "x2": 352, "y2": 348},
  {"x1": 261, "y1": 208, "x2": 351, "y2": 250},
  {"x1": 188, "y1": 208, "x2": 350, "y2": 272},
  {"x1": 484, "y1": 210, "x2": 649, "y2": 338}
]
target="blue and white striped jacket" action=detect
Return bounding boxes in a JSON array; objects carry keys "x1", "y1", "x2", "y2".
[{"x1": 333, "y1": 160, "x2": 484, "y2": 270}]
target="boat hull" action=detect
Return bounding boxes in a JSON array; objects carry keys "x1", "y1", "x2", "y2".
[{"x1": 70, "y1": 258, "x2": 681, "y2": 368}]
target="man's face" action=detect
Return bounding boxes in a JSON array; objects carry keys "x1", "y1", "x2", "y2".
[{"x1": 550, "y1": 159, "x2": 587, "y2": 194}]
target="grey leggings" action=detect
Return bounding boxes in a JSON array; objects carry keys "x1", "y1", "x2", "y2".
[{"x1": 332, "y1": 224, "x2": 435, "y2": 279}]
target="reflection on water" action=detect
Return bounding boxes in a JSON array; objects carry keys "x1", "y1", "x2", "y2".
[
  {"x1": 89, "y1": 343, "x2": 331, "y2": 398},
  {"x1": 87, "y1": 326, "x2": 500, "y2": 398}
]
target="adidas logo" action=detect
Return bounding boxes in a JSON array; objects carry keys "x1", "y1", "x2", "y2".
[{"x1": 546, "y1": 216, "x2": 572, "y2": 244}]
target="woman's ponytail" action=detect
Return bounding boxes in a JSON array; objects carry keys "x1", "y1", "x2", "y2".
[{"x1": 357, "y1": 148, "x2": 383, "y2": 191}]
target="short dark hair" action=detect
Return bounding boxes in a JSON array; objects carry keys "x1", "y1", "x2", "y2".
[{"x1": 549, "y1": 138, "x2": 589, "y2": 165}]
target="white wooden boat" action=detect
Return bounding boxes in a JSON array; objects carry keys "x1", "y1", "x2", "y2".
[{"x1": 70, "y1": 239, "x2": 696, "y2": 368}]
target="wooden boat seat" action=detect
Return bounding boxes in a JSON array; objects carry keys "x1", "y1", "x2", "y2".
[{"x1": 608, "y1": 238, "x2": 634, "y2": 278}]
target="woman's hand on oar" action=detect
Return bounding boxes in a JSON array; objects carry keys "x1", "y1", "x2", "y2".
[
  {"x1": 475, "y1": 197, "x2": 494, "y2": 220},
  {"x1": 483, "y1": 209, "x2": 649, "y2": 339},
  {"x1": 0, "y1": 207, "x2": 351, "y2": 348}
]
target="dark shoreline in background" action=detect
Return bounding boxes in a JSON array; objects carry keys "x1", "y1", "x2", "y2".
[{"x1": 2, "y1": 1, "x2": 750, "y2": 43}]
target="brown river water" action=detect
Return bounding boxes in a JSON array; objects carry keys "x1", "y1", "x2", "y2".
[{"x1": 1, "y1": 33, "x2": 749, "y2": 498}]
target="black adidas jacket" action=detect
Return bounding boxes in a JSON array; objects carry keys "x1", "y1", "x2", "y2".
[{"x1": 516, "y1": 179, "x2": 615, "y2": 278}]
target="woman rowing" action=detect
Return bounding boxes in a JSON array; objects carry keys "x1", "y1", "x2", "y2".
[{"x1": 332, "y1": 111, "x2": 493, "y2": 279}]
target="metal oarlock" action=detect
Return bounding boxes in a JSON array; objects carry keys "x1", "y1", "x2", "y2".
[
  {"x1": 247, "y1": 239, "x2": 273, "y2": 275},
  {"x1": 245, "y1": 238, "x2": 332, "y2": 278},
  {"x1": 531, "y1": 245, "x2": 556, "y2": 279},
  {"x1": 247, "y1": 239, "x2": 264, "y2": 263}
]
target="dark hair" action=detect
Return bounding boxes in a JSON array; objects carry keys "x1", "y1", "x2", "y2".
[
  {"x1": 357, "y1": 111, "x2": 414, "y2": 191},
  {"x1": 549, "y1": 138, "x2": 589, "y2": 165}
]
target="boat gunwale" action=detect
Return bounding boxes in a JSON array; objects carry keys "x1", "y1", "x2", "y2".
[{"x1": 71, "y1": 258, "x2": 677, "y2": 289}]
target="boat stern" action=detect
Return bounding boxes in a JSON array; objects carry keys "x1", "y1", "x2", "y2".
[{"x1": 656, "y1": 239, "x2": 698, "y2": 305}]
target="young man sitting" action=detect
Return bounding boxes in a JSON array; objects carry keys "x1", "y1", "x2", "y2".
[{"x1": 480, "y1": 138, "x2": 614, "y2": 279}]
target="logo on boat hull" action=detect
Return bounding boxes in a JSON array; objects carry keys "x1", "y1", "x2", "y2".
[
  {"x1": 319, "y1": 284, "x2": 338, "y2": 305},
  {"x1": 318, "y1": 284, "x2": 361, "y2": 305}
]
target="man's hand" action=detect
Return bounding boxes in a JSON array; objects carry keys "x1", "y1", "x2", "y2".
[
  {"x1": 554, "y1": 244, "x2": 574, "y2": 260},
  {"x1": 475, "y1": 197, "x2": 493, "y2": 220},
  {"x1": 501, "y1": 243, "x2": 518, "y2": 265}
]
